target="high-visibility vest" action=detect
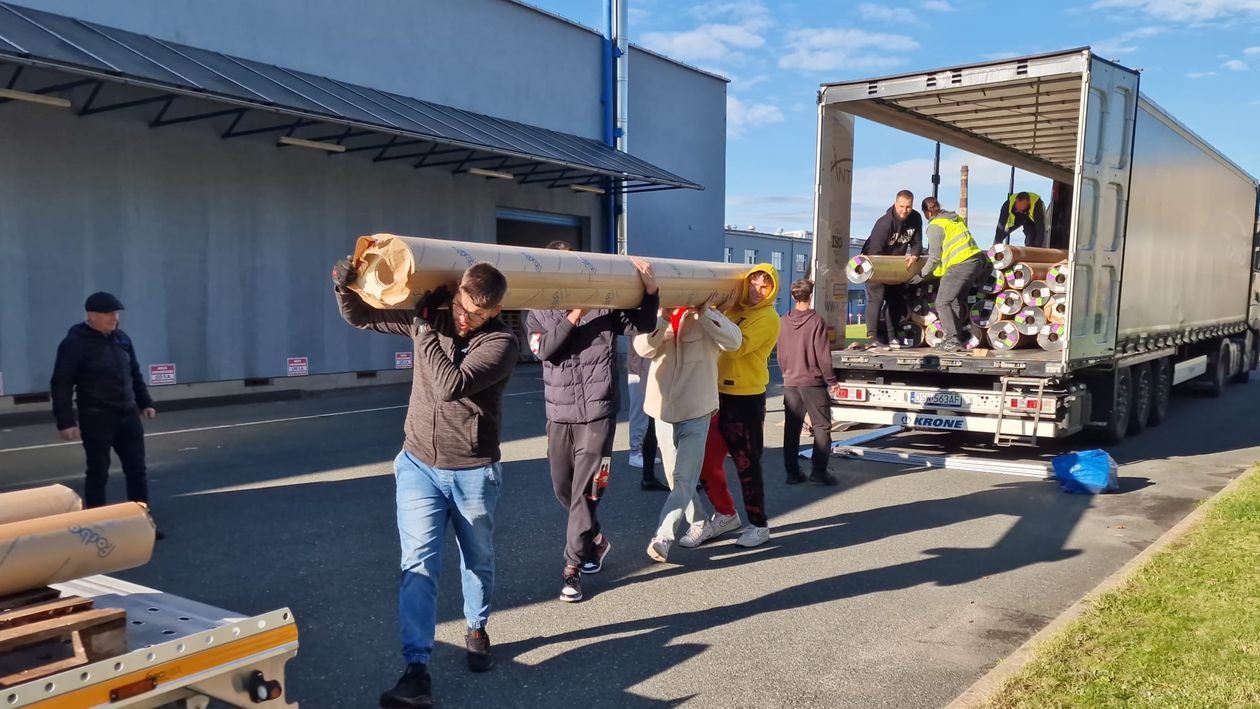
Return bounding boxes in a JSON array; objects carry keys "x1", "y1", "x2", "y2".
[
  {"x1": 1004, "y1": 192, "x2": 1042, "y2": 230},
  {"x1": 931, "y1": 216, "x2": 982, "y2": 277}
]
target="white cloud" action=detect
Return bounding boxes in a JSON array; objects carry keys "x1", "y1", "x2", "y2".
[
  {"x1": 1187, "y1": 70, "x2": 1219, "y2": 77},
  {"x1": 922, "y1": 0, "x2": 956, "y2": 10},
  {"x1": 1093, "y1": 25, "x2": 1166, "y2": 54},
  {"x1": 640, "y1": 1, "x2": 770, "y2": 63},
  {"x1": 1091, "y1": 0, "x2": 1260, "y2": 23},
  {"x1": 1246, "y1": 46, "x2": 1260, "y2": 55},
  {"x1": 1223, "y1": 59, "x2": 1251, "y2": 70},
  {"x1": 726, "y1": 194, "x2": 813, "y2": 229},
  {"x1": 858, "y1": 3, "x2": 921, "y2": 24},
  {"x1": 727, "y1": 95, "x2": 785, "y2": 137},
  {"x1": 691, "y1": 1, "x2": 771, "y2": 21},
  {"x1": 780, "y1": 28, "x2": 919, "y2": 72}
]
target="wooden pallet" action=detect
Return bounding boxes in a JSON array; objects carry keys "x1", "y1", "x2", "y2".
[{"x1": 0, "y1": 587, "x2": 127, "y2": 688}]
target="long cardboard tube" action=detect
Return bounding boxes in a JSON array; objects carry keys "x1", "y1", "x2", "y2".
[
  {"x1": 845, "y1": 255, "x2": 926, "y2": 285},
  {"x1": 348, "y1": 234, "x2": 752, "y2": 310},
  {"x1": 1044, "y1": 293, "x2": 1067, "y2": 324},
  {"x1": 995, "y1": 290, "x2": 1024, "y2": 316},
  {"x1": 1038, "y1": 322, "x2": 1068, "y2": 351},
  {"x1": 988, "y1": 320, "x2": 1033, "y2": 350},
  {"x1": 1003, "y1": 262, "x2": 1055, "y2": 290},
  {"x1": 970, "y1": 299, "x2": 998, "y2": 327},
  {"x1": 895, "y1": 321, "x2": 925, "y2": 347},
  {"x1": 988, "y1": 244, "x2": 1069, "y2": 269},
  {"x1": 0, "y1": 503, "x2": 156, "y2": 596},
  {"x1": 1023, "y1": 281, "x2": 1053, "y2": 308},
  {"x1": 1046, "y1": 261, "x2": 1070, "y2": 294},
  {"x1": 0, "y1": 485, "x2": 82, "y2": 525},
  {"x1": 1013, "y1": 306, "x2": 1047, "y2": 335}
]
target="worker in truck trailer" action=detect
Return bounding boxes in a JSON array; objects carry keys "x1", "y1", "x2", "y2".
[
  {"x1": 993, "y1": 191, "x2": 1047, "y2": 247},
  {"x1": 913, "y1": 197, "x2": 990, "y2": 352},
  {"x1": 333, "y1": 258, "x2": 518, "y2": 709},
  {"x1": 50, "y1": 291, "x2": 163, "y2": 539},
  {"x1": 526, "y1": 242, "x2": 660, "y2": 604},
  {"x1": 683, "y1": 265, "x2": 781, "y2": 550},
  {"x1": 858, "y1": 189, "x2": 923, "y2": 348}
]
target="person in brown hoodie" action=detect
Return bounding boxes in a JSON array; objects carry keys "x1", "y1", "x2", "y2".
[{"x1": 777, "y1": 279, "x2": 841, "y2": 485}]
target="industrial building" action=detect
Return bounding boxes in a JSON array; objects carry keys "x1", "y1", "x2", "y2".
[
  {"x1": 723, "y1": 226, "x2": 865, "y2": 321},
  {"x1": 0, "y1": 0, "x2": 726, "y2": 411}
]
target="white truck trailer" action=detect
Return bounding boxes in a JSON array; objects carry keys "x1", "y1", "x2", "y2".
[{"x1": 811, "y1": 48, "x2": 1260, "y2": 444}]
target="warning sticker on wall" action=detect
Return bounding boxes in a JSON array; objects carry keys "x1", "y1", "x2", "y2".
[
  {"x1": 149, "y1": 364, "x2": 177, "y2": 386},
  {"x1": 287, "y1": 357, "x2": 309, "y2": 377},
  {"x1": 394, "y1": 352, "x2": 413, "y2": 369}
]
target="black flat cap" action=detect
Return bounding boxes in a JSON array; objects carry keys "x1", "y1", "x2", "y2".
[{"x1": 85, "y1": 292, "x2": 125, "y2": 313}]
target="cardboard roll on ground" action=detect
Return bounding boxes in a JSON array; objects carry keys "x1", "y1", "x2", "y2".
[
  {"x1": 1044, "y1": 293, "x2": 1068, "y2": 323},
  {"x1": 1013, "y1": 306, "x2": 1047, "y2": 335},
  {"x1": 970, "y1": 299, "x2": 998, "y2": 327},
  {"x1": 0, "y1": 484, "x2": 82, "y2": 525},
  {"x1": 1023, "y1": 281, "x2": 1053, "y2": 308},
  {"x1": 987, "y1": 244, "x2": 1069, "y2": 269},
  {"x1": 1046, "y1": 261, "x2": 1070, "y2": 294},
  {"x1": 845, "y1": 255, "x2": 926, "y2": 285},
  {"x1": 988, "y1": 320, "x2": 1034, "y2": 350},
  {"x1": 995, "y1": 290, "x2": 1024, "y2": 316},
  {"x1": 924, "y1": 319, "x2": 946, "y2": 348},
  {"x1": 895, "y1": 321, "x2": 925, "y2": 348},
  {"x1": 348, "y1": 234, "x2": 750, "y2": 310},
  {"x1": 1038, "y1": 322, "x2": 1068, "y2": 351},
  {"x1": 1003, "y1": 262, "x2": 1054, "y2": 290},
  {"x1": 0, "y1": 502, "x2": 155, "y2": 596}
]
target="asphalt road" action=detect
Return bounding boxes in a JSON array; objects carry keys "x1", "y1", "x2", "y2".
[{"x1": 1, "y1": 365, "x2": 1256, "y2": 708}]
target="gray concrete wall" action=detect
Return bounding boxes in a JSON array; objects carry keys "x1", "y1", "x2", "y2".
[
  {"x1": 0, "y1": 101, "x2": 598, "y2": 395},
  {"x1": 0, "y1": 0, "x2": 727, "y2": 397}
]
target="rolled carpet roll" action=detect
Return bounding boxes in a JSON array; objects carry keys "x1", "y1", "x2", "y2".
[
  {"x1": 988, "y1": 320, "x2": 1032, "y2": 350},
  {"x1": 1003, "y1": 262, "x2": 1055, "y2": 290},
  {"x1": 986, "y1": 268, "x2": 1006, "y2": 294},
  {"x1": 924, "y1": 319, "x2": 946, "y2": 348},
  {"x1": 970, "y1": 299, "x2": 998, "y2": 327},
  {"x1": 995, "y1": 290, "x2": 1024, "y2": 316},
  {"x1": 908, "y1": 297, "x2": 936, "y2": 325},
  {"x1": 963, "y1": 324, "x2": 986, "y2": 351},
  {"x1": 1023, "y1": 281, "x2": 1053, "y2": 308},
  {"x1": 1013, "y1": 306, "x2": 1047, "y2": 335},
  {"x1": 0, "y1": 484, "x2": 82, "y2": 524},
  {"x1": 895, "y1": 321, "x2": 925, "y2": 348},
  {"x1": 0, "y1": 502, "x2": 156, "y2": 596},
  {"x1": 1044, "y1": 293, "x2": 1068, "y2": 323},
  {"x1": 1046, "y1": 261, "x2": 1070, "y2": 294},
  {"x1": 1038, "y1": 322, "x2": 1068, "y2": 351},
  {"x1": 987, "y1": 244, "x2": 1069, "y2": 269},
  {"x1": 845, "y1": 254, "x2": 926, "y2": 285},
  {"x1": 349, "y1": 233, "x2": 749, "y2": 310}
]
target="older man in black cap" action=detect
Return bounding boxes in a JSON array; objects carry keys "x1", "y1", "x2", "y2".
[{"x1": 51, "y1": 292, "x2": 160, "y2": 531}]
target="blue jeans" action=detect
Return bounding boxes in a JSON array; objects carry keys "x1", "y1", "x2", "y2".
[
  {"x1": 394, "y1": 450, "x2": 501, "y2": 665},
  {"x1": 654, "y1": 415, "x2": 712, "y2": 541}
]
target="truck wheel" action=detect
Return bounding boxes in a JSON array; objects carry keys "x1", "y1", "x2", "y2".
[
  {"x1": 1101, "y1": 368, "x2": 1132, "y2": 445},
  {"x1": 1148, "y1": 358, "x2": 1172, "y2": 427},
  {"x1": 1204, "y1": 339, "x2": 1230, "y2": 397},
  {"x1": 1230, "y1": 332, "x2": 1253, "y2": 384},
  {"x1": 1127, "y1": 363, "x2": 1151, "y2": 436}
]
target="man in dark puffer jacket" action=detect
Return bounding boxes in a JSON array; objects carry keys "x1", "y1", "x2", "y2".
[{"x1": 527, "y1": 242, "x2": 659, "y2": 603}]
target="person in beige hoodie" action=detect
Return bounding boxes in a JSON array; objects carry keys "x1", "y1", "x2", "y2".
[{"x1": 633, "y1": 296, "x2": 742, "y2": 562}]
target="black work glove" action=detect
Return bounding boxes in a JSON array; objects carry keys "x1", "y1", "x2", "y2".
[
  {"x1": 415, "y1": 286, "x2": 454, "y2": 326},
  {"x1": 907, "y1": 274, "x2": 924, "y2": 285},
  {"x1": 331, "y1": 255, "x2": 357, "y2": 287}
]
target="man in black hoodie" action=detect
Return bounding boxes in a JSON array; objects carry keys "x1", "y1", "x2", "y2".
[
  {"x1": 777, "y1": 280, "x2": 840, "y2": 486},
  {"x1": 51, "y1": 292, "x2": 157, "y2": 510},
  {"x1": 860, "y1": 190, "x2": 923, "y2": 346}
]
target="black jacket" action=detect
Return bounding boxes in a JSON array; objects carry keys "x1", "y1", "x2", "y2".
[
  {"x1": 335, "y1": 286, "x2": 519, "y2": 469},
  {"x1": 527, "y1": 291, "x2": 659, "y2": 424},
  {"x1": 863, "y1": 206, "x2": 924, "y2": 257},
  {"x1": 51, "y1": 323, "x2": 154, "y2": 429},
  {"x1": 994, "y1": 199, "x2": 1047, "y2": 247}
]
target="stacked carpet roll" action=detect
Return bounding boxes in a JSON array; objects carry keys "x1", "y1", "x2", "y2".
[{"x1": 846, "y1": 246, "x2": 1071, "y2": 352}]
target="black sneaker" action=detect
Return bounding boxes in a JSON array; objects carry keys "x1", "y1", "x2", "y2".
[
  {"x1": 559, "y1": 567, "x2": 583, "y2": 603},
  {"x1": 785, "y1": 470, "x2": 808, "y2": 485},
  {"x1": 640, "y1": 478, "x2": 669, "y2": 491},
  {"x1": 465, "y1": 628, "x2": 494, "y2": 672},
  {"x1": 580, "y1": 535, "x2": 611, "y2": 574},
  {"x1": 380, "y1": 664, "x2": 433, "y2": 708},
  {"x1": 808, "y1": 471, "x2": 839, "y2": 486}
]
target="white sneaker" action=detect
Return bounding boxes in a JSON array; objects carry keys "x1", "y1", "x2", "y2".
[
  {"x1": 710, "y1": 513, "x2": 742, "y2": 539},
  {"x1": 678, "y1": 520, "x2": 713, "y2": 548},
  {"x1": 646, "y1": 536, "x2": 671, "y2": 562},
  {"x1": 628, "y1": 453, "x2": 644, "y2": 469},
  {"x1": 735, "y1": 525, "x2": 770, "y2": 548}
]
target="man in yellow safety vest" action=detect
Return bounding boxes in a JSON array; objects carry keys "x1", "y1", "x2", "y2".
[
  {"x1": 994, "y1": 191, "x2": 1046, "y2": 247},
  {"x1": 912, "y1": 197, "x2": 990, "y2": 352}
]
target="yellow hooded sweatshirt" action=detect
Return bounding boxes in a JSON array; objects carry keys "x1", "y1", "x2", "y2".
[{"x1": 717, "y1": 264, "x2": 781, "y2": 395}]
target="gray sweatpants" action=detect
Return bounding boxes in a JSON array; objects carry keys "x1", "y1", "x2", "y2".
[
  {"x1": 935, "y1": 254, "x2": 990, "y2": 342},
  {"x1": 547, "y1": 417, "x2": 615, "y2": 567}
]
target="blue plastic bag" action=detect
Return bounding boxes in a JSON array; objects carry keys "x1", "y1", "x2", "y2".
[{"x1": 1052, "y1": 449, "x2": 1119, "y2": 494}]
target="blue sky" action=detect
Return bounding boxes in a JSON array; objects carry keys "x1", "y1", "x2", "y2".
[{"x1": 527, "y1": 0, "x2": 1259, "y2": 246}]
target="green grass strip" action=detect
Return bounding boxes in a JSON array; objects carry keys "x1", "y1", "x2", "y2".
[{"x1": 983, "y1": 465, "x2": 1260, "y2": 709}]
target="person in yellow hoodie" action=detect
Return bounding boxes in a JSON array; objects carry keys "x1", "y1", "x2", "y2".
[{"x1": 681, "y1": 265, "x2": 781, "y2": 550}]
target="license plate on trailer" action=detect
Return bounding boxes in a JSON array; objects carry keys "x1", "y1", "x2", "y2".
[{"x1": 909, "y1": 391, "x2": 964, "y2": 407}]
